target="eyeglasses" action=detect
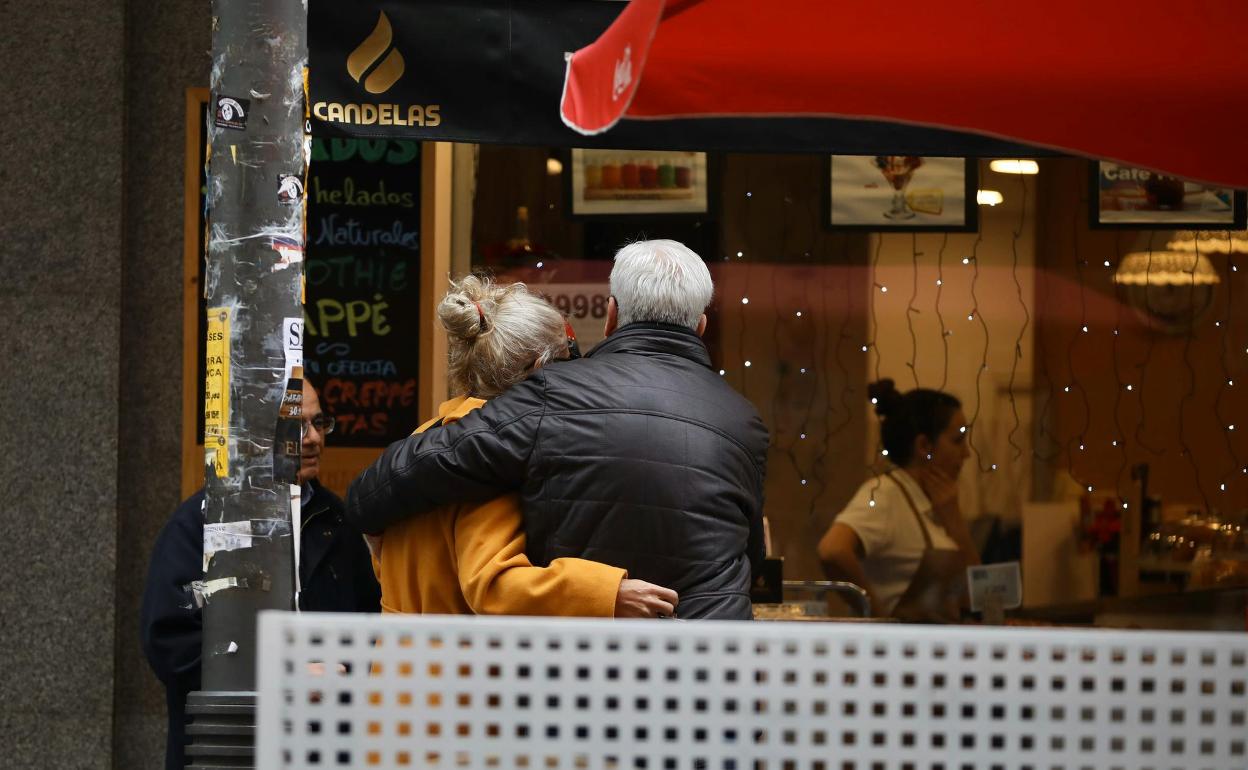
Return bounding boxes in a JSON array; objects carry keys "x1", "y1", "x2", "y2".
[{"x1": 303, "y1": 414, "x2": 336, "y2": 436}]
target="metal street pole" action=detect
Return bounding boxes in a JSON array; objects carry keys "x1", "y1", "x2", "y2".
[{"x1": 189, "y1": 0, "x2": 307, "y2": 766}]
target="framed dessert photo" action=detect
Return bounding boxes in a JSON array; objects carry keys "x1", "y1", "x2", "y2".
[
  {"x1": 568, "y1": 148, "x2": 710, "y2": 218},
  {"x1": 826, "y1": 155, "x2": 978, "y2": 232},
  {"x1": 1090, "y1": 161, "x2": 1246, "y2": 229}
]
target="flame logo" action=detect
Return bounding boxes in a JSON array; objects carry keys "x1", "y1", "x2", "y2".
[{"x1": 346, "y1": 12, "x2": 405, "y2": 94}]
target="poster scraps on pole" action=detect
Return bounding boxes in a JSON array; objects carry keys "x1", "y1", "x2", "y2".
[
  {"x1": 272, "y1": 237, "x2": 304, "y2": 272},
  {"x1": 205, "y1": 307, "x2": 231, "y2": 477},
  {"x1": 291, "y1": 483, "x2": 302, "y2": 606},
  {"x1": 304, "y1": 137, "x2": 421, "y2": 446},
  {"x1": 283, "y1": 317, "x2": 303, "y2": 383}
]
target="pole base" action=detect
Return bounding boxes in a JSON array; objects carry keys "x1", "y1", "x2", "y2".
[{"x1": 186, "y1": 691, "x2": 256, "y2": 769}]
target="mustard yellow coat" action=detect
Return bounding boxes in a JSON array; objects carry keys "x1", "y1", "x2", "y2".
[{"x1": 373, "y1": 396, "x2": 626, "y2": 616}]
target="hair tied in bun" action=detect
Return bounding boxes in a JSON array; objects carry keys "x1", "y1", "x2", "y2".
[{"x1": 867, "y1": 378, "x2": 901, "y2": 418}]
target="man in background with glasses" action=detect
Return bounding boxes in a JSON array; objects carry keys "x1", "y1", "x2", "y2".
[{"x1": 139, "y1": 379, "x2": 379, "y2": 770}]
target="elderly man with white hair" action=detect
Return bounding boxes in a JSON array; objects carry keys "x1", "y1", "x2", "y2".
[{"x1": 347, "y1": 239, "x2": 769, "y2": 619}]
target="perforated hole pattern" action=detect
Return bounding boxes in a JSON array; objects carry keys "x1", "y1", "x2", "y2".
[{"x1": 257, "y1": 613, "x2": 1248, "y2": 769}]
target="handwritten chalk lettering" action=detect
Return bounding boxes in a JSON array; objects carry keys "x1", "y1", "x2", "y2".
[
  {"x1": 304, "y1": 294, "x2": 391, "y2": 338},
  {"x1": 307, "y1": 255, "x2": 410, "y2": 292},
  {"x1": 311, "y1": 176, "x2": 415, "y2": 208},
  {"x1": 331, "y1": 412, "x2": 389, "y2": 436},
  {"x1": 326, "y1": 359, "x2": 399, "y2": 377},
  {"x1": 322, "y1": 377, "x2": 417, "y2": 411},
  {"x1": 312, "y1": 214, "x2": 419, "y2": 251},
  {"x1": 315, "y1": 342, "x2": 352, "y2": 357},
  {"x1": 310, "y1": 138, "x2": 420, "y2": 165}
]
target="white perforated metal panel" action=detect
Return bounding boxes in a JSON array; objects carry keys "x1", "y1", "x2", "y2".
[{"x1": 257, "y1": 612, "x2": 1248, "y2": 769}]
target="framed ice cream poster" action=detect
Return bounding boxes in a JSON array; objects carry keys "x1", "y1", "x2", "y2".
[
  {"x1": 827, "y1": 155, "x2": 978, "y2": 232},
  {"x1": 569, "y1": 149, "x2": 710, "y2": 217}
]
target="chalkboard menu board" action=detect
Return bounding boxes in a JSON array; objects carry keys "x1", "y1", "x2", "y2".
[{"x1": 305, "y1": 138, "x2": 422, "y2": 446}]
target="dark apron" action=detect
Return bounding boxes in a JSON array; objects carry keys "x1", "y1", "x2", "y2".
[{"x1": 885, "y1": 471, "x2": 968, "y2": 624}]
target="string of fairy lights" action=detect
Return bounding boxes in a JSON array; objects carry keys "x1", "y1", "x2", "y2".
[
  {"x1": 936, "y1": 233, "x2": 951, "y2": 391},
  {"x1": 562, "y1": 155, "x2": 1248, "y2": 522},
  {"x1": 1005, "y1": 173, "x2": 1030, "y2": 463},
  {"x1": 1176, "y1": 237, "x2": 1210, "y2": 513},
  {"x1": 966, "y1": 221, "x2": 992, "y2": 473},
  {"x1": 1110, "y1": 231, "x2": 1130, "y2": 507},
  {"x1": 1217, "y1": 234, "x2": 1243, "y2": 496},
  {"x1": 1131, "y1": 239, "x2": 1165, "y2": 457},
  {"x1": 1067, "y1": 205, "x2": 1094, "y2": 494},
  {"x1": 906, "y1": 233, "x2": 921, "y2": 390}
]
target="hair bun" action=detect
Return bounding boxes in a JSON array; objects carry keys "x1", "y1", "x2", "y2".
[
  {"x1": 438, "y1": 288, "x2": 488, "y2": 343},
  {"x1": 867, "y1": 378, "x2": 902, "y2": 417}
]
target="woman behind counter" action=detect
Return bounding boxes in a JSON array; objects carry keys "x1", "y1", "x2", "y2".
[{"x1": 818, "y1": 379, "x2": 980, "y2": 621}]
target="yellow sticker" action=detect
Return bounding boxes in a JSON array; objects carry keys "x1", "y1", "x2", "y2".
[{"x1": 205, "y1": 307, "x2": 231, "y2": 477}]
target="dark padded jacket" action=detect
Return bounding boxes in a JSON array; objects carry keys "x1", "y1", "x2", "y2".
[
  {"x1": 140, "y1": 482, "x2": 379, "y2": 770},
  {"x1": 347, "y1": 323, "x2": 770, "y2": 619}
]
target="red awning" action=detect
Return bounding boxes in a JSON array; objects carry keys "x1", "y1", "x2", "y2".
[{"x1": 560, "y1": 0, "x2": 1248, "y2": 188}]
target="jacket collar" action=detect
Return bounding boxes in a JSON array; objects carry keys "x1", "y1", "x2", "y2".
[
  {"x1": 587, "y1": 322, "x2": 712, "y2": 369},
  {"x1": 302, "y1": 478, "x2": 332, "y2": 524}
]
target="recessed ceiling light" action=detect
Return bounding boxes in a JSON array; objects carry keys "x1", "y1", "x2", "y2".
[
  {"x1": 976, "y1": 189, "x2": 1004, "y2": 206},
  {"x1": 989, "y1": 159, "x2": 1039, "y2": 175}
]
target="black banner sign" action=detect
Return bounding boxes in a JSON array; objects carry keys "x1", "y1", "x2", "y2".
[
  {"x1": 304, "y1": 136, "x2": 422, "y2": 446},
  {"x1": 310, "y1": 0, "x2": 1043, "y2": 157}
]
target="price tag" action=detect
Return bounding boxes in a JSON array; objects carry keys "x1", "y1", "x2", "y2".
[{"x1": 966, "y1": 561, "x2": 1022, "y2": 613}]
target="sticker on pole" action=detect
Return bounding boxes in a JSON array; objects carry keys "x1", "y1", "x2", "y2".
[
  {"x1": 214, "y1": 96, "x2": 250, "y2": 131},
  {"x1": 278, "y1": 174, "x2": 304, "y2": 204},
  {"x1": 205, "y1": 307, "x2": 231, "y2": 478},
  {"x1": 283, "y1": 316, "x2": 303, "y2": 382},
  {"x1": 271, "y1": 236, "x2": 304, "y2": 272}
]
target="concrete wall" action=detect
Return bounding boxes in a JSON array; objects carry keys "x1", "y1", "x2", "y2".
[
  {"x1": 114, "y1": 1, "x2": 210, "y2": 767},
  {"x1": 0, "y1": 0, "x2": 125, "y2": 765},
  {"x1": 0, "y1": 1, "x2": 204, "y2": 767}
]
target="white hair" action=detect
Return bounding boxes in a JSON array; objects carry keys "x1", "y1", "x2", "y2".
[{"x1": 610, "y1": 239, "x2": 713, "y2": 330}]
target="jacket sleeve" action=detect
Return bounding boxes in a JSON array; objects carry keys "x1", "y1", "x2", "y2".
[
  {"x1": 139, "y1": 495, "x2": 205, "y2": 690},
  {"x1": 346, "y1": 373, "x2": 548, "y2": 535},
  {"x1": 454, "y1": 495, "x2": 625, "y2": 617}
]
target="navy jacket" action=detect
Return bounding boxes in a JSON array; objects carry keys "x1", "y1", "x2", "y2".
[
  {"x1": 140, "y1": 482, "x2": 379, "y2": 769},
  {"x1": 348, "y1": 323, "x2": 769, "y2": 619}
]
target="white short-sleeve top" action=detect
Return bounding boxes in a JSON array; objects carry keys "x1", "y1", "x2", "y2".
[{"x1": 833, "y1": 469, "x2": 958, "y2": 616}]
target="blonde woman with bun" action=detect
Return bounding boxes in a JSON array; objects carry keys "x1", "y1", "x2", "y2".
[{"x1": 370, "y1": 275, "x2": 679, "y2": 618}]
